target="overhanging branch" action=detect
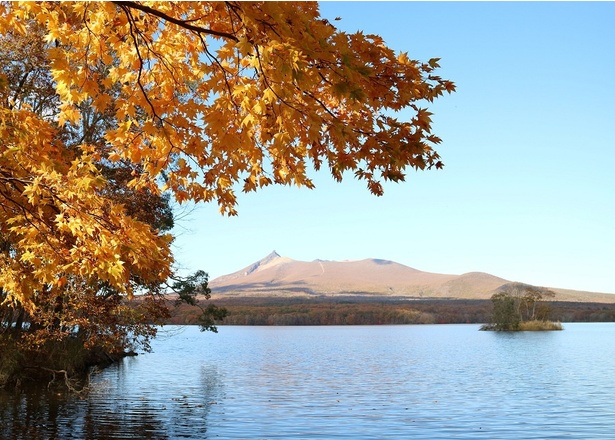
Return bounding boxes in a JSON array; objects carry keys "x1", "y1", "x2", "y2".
[{"x1": 112, "y1": 1, "x2": 240, "y2": 42}]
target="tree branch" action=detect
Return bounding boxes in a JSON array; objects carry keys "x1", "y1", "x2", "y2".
[{"x1": 112, "y1": 1, "x2": 239, "y2": 42}]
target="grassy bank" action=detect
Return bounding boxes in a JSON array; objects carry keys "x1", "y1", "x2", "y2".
[
  {"x1": 518, "y1": 320, "x2": 563, "y2": 331},
  {"x1": 480, "y1": 320, "x2": 563, "y2": 331}
]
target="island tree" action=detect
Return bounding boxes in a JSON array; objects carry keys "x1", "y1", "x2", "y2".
[
  {"x1": 0, "y1": 1, "x2": 454, "y2": 386},
  {"x1": 483, "y1": 283, "x2": 558, "y2": 331}
]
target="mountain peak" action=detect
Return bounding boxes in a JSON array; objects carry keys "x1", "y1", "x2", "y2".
[
  {"x1": 267, "y1": 250, "x2": 281, "y2": 259},
  {"x1": 243, "y1": 251, "x2": 282, "y2": 276},
  {"x1": 210, "y1": 251, "x2": 286, "y2": 284}
]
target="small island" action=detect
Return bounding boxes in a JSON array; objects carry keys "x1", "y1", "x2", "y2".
[{"x1": 480, "y1": 283, "x2": 563, "y2": 331}]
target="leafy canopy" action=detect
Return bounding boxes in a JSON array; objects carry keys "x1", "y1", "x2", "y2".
[{"x1": 0, "y1": 2, "x2": 454, "y2": 312}]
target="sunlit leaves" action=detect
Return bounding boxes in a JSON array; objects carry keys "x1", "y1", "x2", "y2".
[
  {"x1": 0, "y1": 1, "x2": 454, "y2": 314},
  {"x1": 3, "y1": 1, "x2": 454, "y2": 214},
  {"x1": 0, "y1": 105, "x2": 172, "y2": 311}
]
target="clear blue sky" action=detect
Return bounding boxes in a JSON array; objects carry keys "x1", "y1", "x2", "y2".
[{"x1": 172, "y1": 2, "x2": 615, "y2": 294}]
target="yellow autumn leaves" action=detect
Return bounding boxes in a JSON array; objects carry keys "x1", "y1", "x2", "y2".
[
  {"x1": 0, "y1": 1, "x2": 454, "y2": 312},
  {"x1": 1, "y1": 104, "x2": 171, "y2": 311}
]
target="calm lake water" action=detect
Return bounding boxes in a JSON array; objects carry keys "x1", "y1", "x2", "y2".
[{"x1": 2, "y1": 323, "x2": 615, "y2": 439}]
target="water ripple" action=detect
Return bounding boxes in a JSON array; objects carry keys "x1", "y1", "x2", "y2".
[{"x1": 2, "y1": 323, "x2": 615, "y2": 439}]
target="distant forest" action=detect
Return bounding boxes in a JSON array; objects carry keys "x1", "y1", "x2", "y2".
[{"x1": 167, "y1": 297, "x2": 615, "y2": 326}]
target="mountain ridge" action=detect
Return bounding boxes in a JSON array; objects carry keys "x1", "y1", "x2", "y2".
[{"x1": 208, "y1": 252, "x2": 615, "y2": 303}]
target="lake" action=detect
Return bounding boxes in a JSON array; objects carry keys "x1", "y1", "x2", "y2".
[{"x1": 1, "y1": 323, "x2": 615, "y2": 439}]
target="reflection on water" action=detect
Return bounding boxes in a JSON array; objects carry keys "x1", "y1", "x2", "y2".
[
  {"x1": 85, "y1": 362, "x2": 223, "y2": 440},
  {"x1": 1, "y1": 348, "x2": 224, "y2": 440},
  {"x1": 2, "y1": 323, "x2": 615, "y2": 439}
]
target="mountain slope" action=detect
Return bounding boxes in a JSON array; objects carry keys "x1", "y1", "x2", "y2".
[
  {"x1": 208, "y1": 252, "x2": 615, "y2": 302},
  {"x1": 210, "y1": 252, "x2": 502, "y2": 299}
]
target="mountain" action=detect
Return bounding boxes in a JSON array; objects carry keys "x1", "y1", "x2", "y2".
[{"x1": 209, "y1": 252, "x2": 615, "y2": 302}]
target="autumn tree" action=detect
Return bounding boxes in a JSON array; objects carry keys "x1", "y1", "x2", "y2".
[
  {"x1": 0, "y1": 17, "x2": 220, "y2": 385},
  {"x1": 488, "y1": 291, "x2": 521, "y2": 331},
  {"x1": 0, "y1": 1, "x2": 454, "y2": 385},
  {"x1": 483, "y1": 283, "x2": 557, "y2": 331}
]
